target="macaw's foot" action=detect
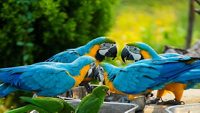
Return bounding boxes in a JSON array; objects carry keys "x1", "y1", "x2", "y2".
[
  {"x1": 161, "y1": 99, "x2": 185, "y2": 105},
  {"x1": 146, "y1": 98, "x2": 163, "y2": 105}
]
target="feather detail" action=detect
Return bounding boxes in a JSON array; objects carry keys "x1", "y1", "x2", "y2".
[
  {"x1": 104, "y1": 72, "x2": 124, "y2": 95},
  {"x1": 86, "y1": 45, "x2": 100, "y2": 58},
  {"x1": 0, "y1": 56, "x2": 95, "y2": 97},
  {"x1": 71, "y1": 65, "x2": 90, "y2": 87},
  {"x1": 140, "y1": 50, "x2": 151, "y2": 59}
]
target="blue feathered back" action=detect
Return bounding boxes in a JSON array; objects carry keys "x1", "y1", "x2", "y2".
[
  {"x1": 46, "y1": 37, "x2": 109, "y2": 63},
  {"x1": 0, "y1": 56, "x2": 95, "y2": 97},
  {"x1": 101, "y1": 57, "x2": 200, "y2": 94}
]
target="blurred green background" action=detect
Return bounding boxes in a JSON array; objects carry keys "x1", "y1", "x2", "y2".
[
  {"x1": 0, "y1": 0, "x2": 200, "y2": 112},
  {"x1": 0, "y1": 0, "x2": 118, "y2": 67},
  {"x1": 108, "y1": 0, "x2": 200, "y2": 65}
]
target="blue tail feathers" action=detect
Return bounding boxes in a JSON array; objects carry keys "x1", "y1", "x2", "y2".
[{"x1": 0, "y1": 83, "x2": 17, "y2": 97}]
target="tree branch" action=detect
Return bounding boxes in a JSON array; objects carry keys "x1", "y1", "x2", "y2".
[{"x1": 185, "y1": 0, "x2": 195, "y2": 49}]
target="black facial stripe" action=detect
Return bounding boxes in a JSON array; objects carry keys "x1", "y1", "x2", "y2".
[
  {"x1": 95, "y1": 50, "x2": 105, "y2": 61},
  {"x1": 141, "y1": 52, "x2": 144, "y2": 60}
]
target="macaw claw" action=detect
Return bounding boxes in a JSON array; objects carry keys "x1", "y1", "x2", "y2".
[
  {"x1": 158, "y1": 99, "x2": 185, "y2": 105},
  {"x1": 146, "y1": 98, "x2": 162, "y2": 105}
]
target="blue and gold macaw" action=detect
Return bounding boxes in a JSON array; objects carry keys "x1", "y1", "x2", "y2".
[
  {"x1": 46, "y1": 37, "x2": 117, "y2": 63},
  {"x1": 99, "y1": 56, "x2": 200, "y2": 103},
  {"x1": 121, "y1": 42, "x2": 200, "y2": 104},
  {"x1": 0, "y1": 56, "x2": 99, "y2": 97},
  {"x1": 46, "y1": 37, "x2": 117, "y2": 92}
]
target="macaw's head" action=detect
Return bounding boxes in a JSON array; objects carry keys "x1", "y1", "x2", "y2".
[
  {"x1": 86, "y1": 37, "x2": 117, "y2": 62},
  {"x1": 121, "y1": 42, "x2": 152, "y2": 62},
  {"x1": 92, "y1": 85, "x2": 110, "y2": 97}
]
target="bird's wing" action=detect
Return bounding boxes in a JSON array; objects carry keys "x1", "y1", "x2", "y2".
[
  {"x1": 20, "y1": 66, "x2": 75, "y2": 94},
  {"x1": 160, "y1": 53, "x2": 182, "y2": 58},
  {"x1": 20, "y1": 97, "x2": 64, "y2": 112},
  {"x1": 113, "y1": 63, "x2": 161, "y2": 94},
  {"x1": 123, "y1": 58, "x2": 200, "y2": 93},
  {"x1": 76, "y1": 95, "x2": 102, "y2": 113},
  {"x1": 174, "y1": 68, "x2": 200, "y2": 88},
  {"x1": 136, "y1": 54, "x2": 197, "y2": 65},
  {"x1": 0, "y1": 64, "x2": 75, "y2": 96},
  {"x1": 45, "y1": 49, "x2": 80, "y2": 63},
  {"x1": 6, "y1": 104, "x2": 49, "y2": 113}
]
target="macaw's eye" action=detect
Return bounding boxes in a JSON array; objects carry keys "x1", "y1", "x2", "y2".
[
  {"x1": 129, "y1": 46, "x2": 140, "y2": 54},
  {"x1": 111, "y1": 44, "x2": 115, "y2": 47},
  {"x1": 98, "y1": 66, "x2": 103, "y2": 71},
  {"x1": 100, "y1": 43, "x2": 112, "y2": 48}
]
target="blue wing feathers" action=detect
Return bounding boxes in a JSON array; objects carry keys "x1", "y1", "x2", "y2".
[
  {"x1": 46, "y1": 50, "x2": 80, "y2": 63},
  {"x1": 105, "y1": 57, "x2": 200, "y2": 94},
  {"x1": 0, "y1": 84, "x2": 17, "y2": 97},
  {"x1": 0, "y1": 62, "x2": 77, "y2": 96},
  {"x1": 0, "y1": 53, "x2": 94, "y2": 97}
]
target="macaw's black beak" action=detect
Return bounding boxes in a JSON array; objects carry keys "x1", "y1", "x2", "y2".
[
  {"x1": 105, "y1": 45, "x2": 117, "y2": 60},
  {"x1": 121, "y1": 47, "x2": 133, "y2": 63}
]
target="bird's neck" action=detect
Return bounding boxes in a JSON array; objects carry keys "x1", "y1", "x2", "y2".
[
  {"x1": 77, "y1": 44, "x2": 102, "y2": 61},
  {"x1": 141, "y1": 47, "x2": 160, "y2": 59},
  {"x1": 86, "y1": 45, "x2": 100, "y2": 59},
  {"x1": 77, "y1": 39, "x2": 102, "y2": 55},
  {"x1": 71, "y1": 65, "x2": 90, "y2": 87}
]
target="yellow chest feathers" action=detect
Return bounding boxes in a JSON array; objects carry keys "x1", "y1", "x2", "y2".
[
  {"x1": 104, "y1": 73, "x2": 124, "y2": 95},
  {"x1": 70, "y1": 65, "x2": 90, "y2": 87}
]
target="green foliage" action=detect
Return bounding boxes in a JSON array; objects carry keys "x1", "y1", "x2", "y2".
[
  {"x1": 0, "y1": 0, "x2": 118, "y2": 67},
  {"x1": 0, "y1": 0, "x2": 118, "y2": 112}
]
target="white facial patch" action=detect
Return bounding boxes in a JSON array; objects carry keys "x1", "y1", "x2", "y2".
[
  {"x1": 97, "y1": 66, "x2": 104, "y2": 82},
  {"x1": 125, "y1": 45, "x2": 142, "y2": 61},
  {"x1": 99, "y1": 43, "x2": 116, "y2": 55},
  {"x1": 130, "y1": 52, "x2": 142, "y2": 61},
  {"x1": 99, "y1": 49, "x2": 109, "y2": 55},
  {"x1": 87, "y1": 68, "x2": 93, "y2": 76},
  {"x1": 87, "y1": 62, "x2": 96, "y2": 76}
]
